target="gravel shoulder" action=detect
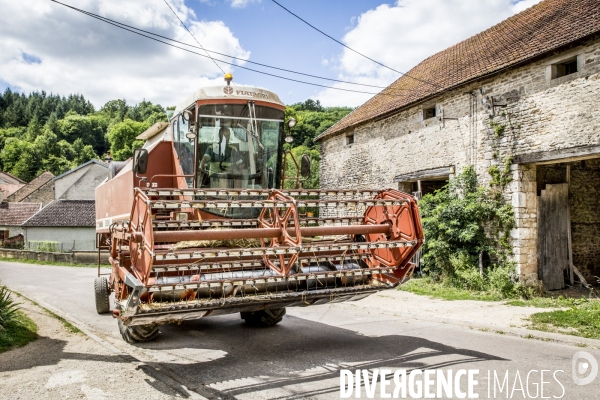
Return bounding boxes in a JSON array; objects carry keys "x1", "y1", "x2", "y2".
[{"x1": 0, "y1": 296, "x2": 181, "y2": 400}]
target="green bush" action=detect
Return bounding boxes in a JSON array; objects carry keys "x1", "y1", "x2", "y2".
[
  {"x1": 419, "y1": 166, "x2": 517, "y2": 296},
  {"x1": 0, "y1": 284, "x2": 19, "y2": 331},
  {"x1": 29, "y1": 241, "x2": 60, "y2": 252}
]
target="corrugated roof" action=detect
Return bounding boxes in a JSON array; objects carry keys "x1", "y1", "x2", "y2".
[
  {"x1": 0, "y1": 202, "x2": 42, "y2": 226},
  {"x1": 316, "y1": 0, "x2": 600, "y2": 141},
  {"x1": 22, "y1": 200, "x2": 96, "y2": 227},
  {"x1": 6, "y1": 171, "x2": 55, "y2": 202}
]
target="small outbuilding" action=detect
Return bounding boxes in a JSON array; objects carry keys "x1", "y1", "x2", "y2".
[
  {"x1": 22, "y1": 200, "x2": 96, "y2": 251},
  {"x1": 0, "y1": 202, "x2": 42, "y2": 243}
]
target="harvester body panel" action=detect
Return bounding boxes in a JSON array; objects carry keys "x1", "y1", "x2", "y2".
[{"x1": 95, "y1": 83, "x2": 424, "y2": 335}]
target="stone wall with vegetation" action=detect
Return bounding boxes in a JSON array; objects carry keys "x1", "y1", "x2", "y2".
[{"x1": 319, "y1": 37, "x2": 600, "y2": 283}]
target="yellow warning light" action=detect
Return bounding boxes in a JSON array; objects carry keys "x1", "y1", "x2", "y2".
[{"x1": 224, "y1": 73, "x2": 233, "y2": 86}]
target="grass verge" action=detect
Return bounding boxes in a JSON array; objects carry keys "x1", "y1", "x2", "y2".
[
  {"x1": 401, "y1": 278, "x2": 596, "y2": 308},
  {"x1": 0, "y1": 257, "x2": 106, "y2": 268},
  {"x1": 400, "y1": 278, "x2": 504, "y2": 301},
  {"x1": 11, "y1": 291, "x2": 82, "y2": 334},
  {"x1": 0, "y1": 310, "x2": 38, "y2": 353},
  {"x1": 528, "y1": 301, "x2": 600, "y2": 340}
]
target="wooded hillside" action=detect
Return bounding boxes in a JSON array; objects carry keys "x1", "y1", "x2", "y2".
[
  {"x1": 0, "y1": 90, "x2": 351, "y2": 184},
  {"x1": 0, "y1": 89, "x2": 167, "y2": 181}
]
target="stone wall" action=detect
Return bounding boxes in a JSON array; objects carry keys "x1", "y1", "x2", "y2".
[
  {"x1": 0, "y1": 248, "x2": 109, "y2": 264},
  {"x1": 319, "y1": 37, "x2": 600, "y2": 283}
]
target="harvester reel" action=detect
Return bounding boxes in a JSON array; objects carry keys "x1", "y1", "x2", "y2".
[{"x1": 259, "y1": 190, "x2": 302, "y2": 276}]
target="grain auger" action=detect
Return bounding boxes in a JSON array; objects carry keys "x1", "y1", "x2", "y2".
[{"x1": 94, "y1": 77, "x2": 424, "y2": 342}]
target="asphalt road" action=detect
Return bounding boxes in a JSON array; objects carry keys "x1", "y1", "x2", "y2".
[{"x1": 1, "y1": 261, "x2": 599, "y2": 399}]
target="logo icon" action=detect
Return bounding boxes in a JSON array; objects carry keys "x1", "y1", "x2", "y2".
[
  {"x1": 223, "y1": 86, "x2": 233, "y2": 95},
  {"x1": 572, "y1": 351, "x2": 598, "y2": 385}
]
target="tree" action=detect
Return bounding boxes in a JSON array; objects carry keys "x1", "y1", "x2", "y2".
[
  {"x1": 418, "y1": 166, "x2": 515, "y2": 292},
  {"x1": 282, "y1": 145, "x2": 320, "y2": 189},
  {"x1": 285, "y1": 104, "x2": 352, "y2": 148},
  {"x1": 107, "y1": 119, "x2": 149, "y2": 161}
]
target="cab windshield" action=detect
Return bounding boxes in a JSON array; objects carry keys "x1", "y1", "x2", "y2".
[{"x1": 196, "y1": 104, "x2": 284, "y2": 191}]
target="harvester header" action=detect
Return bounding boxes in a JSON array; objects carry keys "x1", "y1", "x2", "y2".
[{"x1": 95, "y1": 76, "x2": 424, "y2": 342}]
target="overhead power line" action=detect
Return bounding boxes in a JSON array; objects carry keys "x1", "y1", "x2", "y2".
[
  {"x1": 270, "y1": 0, "x2": 444, "y2": 90},
  {"x1": 161, "y1": 0, "x2": 225, "y2": 75},
  {"x1": 50, "y1": 1, "x2": 433, "y2": 99},
  {"x1": 51, "y1": 1, "x2": 388, "y2": 90}
]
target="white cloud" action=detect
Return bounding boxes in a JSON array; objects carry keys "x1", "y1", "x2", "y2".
[
  {"x1": 228, "y1": 0, "x2": 261, "y2": 9},
  {"x1": 0, "y1": 0, "x2": 250, "y2": 108},
  {"x1": 315, "y1": 0, "x2": 543, "y2": 107}
]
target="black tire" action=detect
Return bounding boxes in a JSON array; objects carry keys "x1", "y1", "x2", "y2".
[
  {"x1": 94, "y1": 277, "x2": 110, "y2": 314},
  {"x1": 118, "y1": 320, "x2": 159, "y2": 343},
  {"x1": 241, "y1": 308, "x2": 286, "y2": 326}
]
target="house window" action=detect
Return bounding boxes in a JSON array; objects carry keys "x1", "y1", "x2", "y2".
[
  {"x1": 423, "y1": 106, "x2": 436, "y2": 120},
  {"x1": 552, "y1": 57, "x2": 578, "y2": 79},
  {"x1": 346, "y1": 133, "x2": 355, "y2": 145}
]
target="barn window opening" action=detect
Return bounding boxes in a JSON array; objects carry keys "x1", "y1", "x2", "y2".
[
  {"x1": 423, "y1": 107, "x2": 436, "y2": 120},
  {"x1": 346, "y1": 133, "x2": 355, "y2": 145},
  {"x1": 552, "y1": 57, "x2": 578, "y2": 79}
]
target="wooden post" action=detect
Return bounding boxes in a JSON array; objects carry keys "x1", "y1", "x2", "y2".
[{"x1": 566, "y1": 165, "x2": 574, "y2": 285}]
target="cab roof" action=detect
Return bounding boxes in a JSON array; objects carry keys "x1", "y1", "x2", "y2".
[{"x1": 174, "y1": 85, "x2": 285, "y2": 114}]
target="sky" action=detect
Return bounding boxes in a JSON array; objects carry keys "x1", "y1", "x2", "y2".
[{"x1": 0, "y1": 0, "x2": 542, "y2": 109}]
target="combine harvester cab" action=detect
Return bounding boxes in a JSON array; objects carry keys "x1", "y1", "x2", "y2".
[{"x1": 95, "y1": 75, "x2": 424, "y2": 343}]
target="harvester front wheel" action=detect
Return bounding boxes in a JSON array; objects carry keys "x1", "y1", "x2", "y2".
[
  {"x1": 241, "y1": 308, "x2": 286, "y2": 327},
  {"x1": 94, "y1": 277, "x2": 110, "y2": 314},
  {"x1": 118, "y1": 320, "x2": 159, "y2": 343}
]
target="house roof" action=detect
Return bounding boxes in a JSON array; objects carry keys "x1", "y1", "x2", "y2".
[
  {"x1": 316, "y1": 0, "x2": 600, "y2": 141},
  {"x1": 52, "y1": 160, "x2": 108, "y2": 181},
  {"x1": 22, "y1": 200, "x2": 96, "y2": 227},
  {"x1": 0, "y1": 202, "x2": 42, "y2": 226},
  {"x1": 6, "y1": 171, "x2": 55, "y2": 202},
  {"x1": 0, "y1": 172, "x2": 26, "y2": 185},
  {"x1": 0, "y1": 184, "x2": 25, "y2": 198}
]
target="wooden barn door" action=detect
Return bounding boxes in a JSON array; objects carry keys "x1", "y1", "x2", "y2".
[{"x1": 537, "y1": 183, "x2": 569, "y2": 290}]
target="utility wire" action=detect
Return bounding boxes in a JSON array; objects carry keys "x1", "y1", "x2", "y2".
[
  {"x1": 161, "y1": 0, "x2": 224, "y2": 75},
  {"x1": 50, "y1": 2, "x2": 388, "y2": 90},
  {"x1": 50, "y1": 1, "x2": 433, "y2": 98},
  {"x1": 270, "y1": 0, "x2": 444, "y2": 90}
]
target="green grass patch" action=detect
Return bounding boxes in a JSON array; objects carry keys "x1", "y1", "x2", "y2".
[
  {"x1": 0, "y1": 310, "x2": 38, "y2": 353},
  {"x1": 10, "y1": 291, "x2": 82, "y2": 334},
  {"x1": 528, "y1": 301, "x2": 600, "y2": 340},
  {"x1": 400, "y1": 278, "x2": 504, "y2": 301},
  {"x1": 505, "y1": 296, "x2": 591, "y2": 308},
  {"x1": 0, "y1": 257, "x2": 107, "y2": 268}
]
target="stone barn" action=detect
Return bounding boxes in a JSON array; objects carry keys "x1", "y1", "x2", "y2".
[{"x1": 316, "y1": 0, "x2": 600, "y2": 288}]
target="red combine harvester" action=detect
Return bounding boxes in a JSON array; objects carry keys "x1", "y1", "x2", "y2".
[{"x1": 95, "y1": 74, "x2": 424, "y2": 343}]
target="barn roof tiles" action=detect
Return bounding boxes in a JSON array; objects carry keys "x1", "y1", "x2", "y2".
[
  {"x1": 316, "y1": 0, "x2": 600, "y2": 141},
  {"x1": 22, "y1": 200, "x2": 96, "y2": 227}
]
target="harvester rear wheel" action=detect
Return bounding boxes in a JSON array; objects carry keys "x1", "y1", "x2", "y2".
[
  {"x1": 241, "y1": 308, "x2": 286, "y2": 326},
  {"x1": 118, "y1": 320, "x2": 159, "y2": 343},
  {"x1": 94, "y1": 277, "x2": 110, "y2": 314}
]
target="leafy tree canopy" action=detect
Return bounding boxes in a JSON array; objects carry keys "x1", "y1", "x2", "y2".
[
  {"x1": 0, "y1": 88, "x2": 167, "y2": 181},
  {"x1": 285, "y1": 100, "x2": 352, "y2": 149}
]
